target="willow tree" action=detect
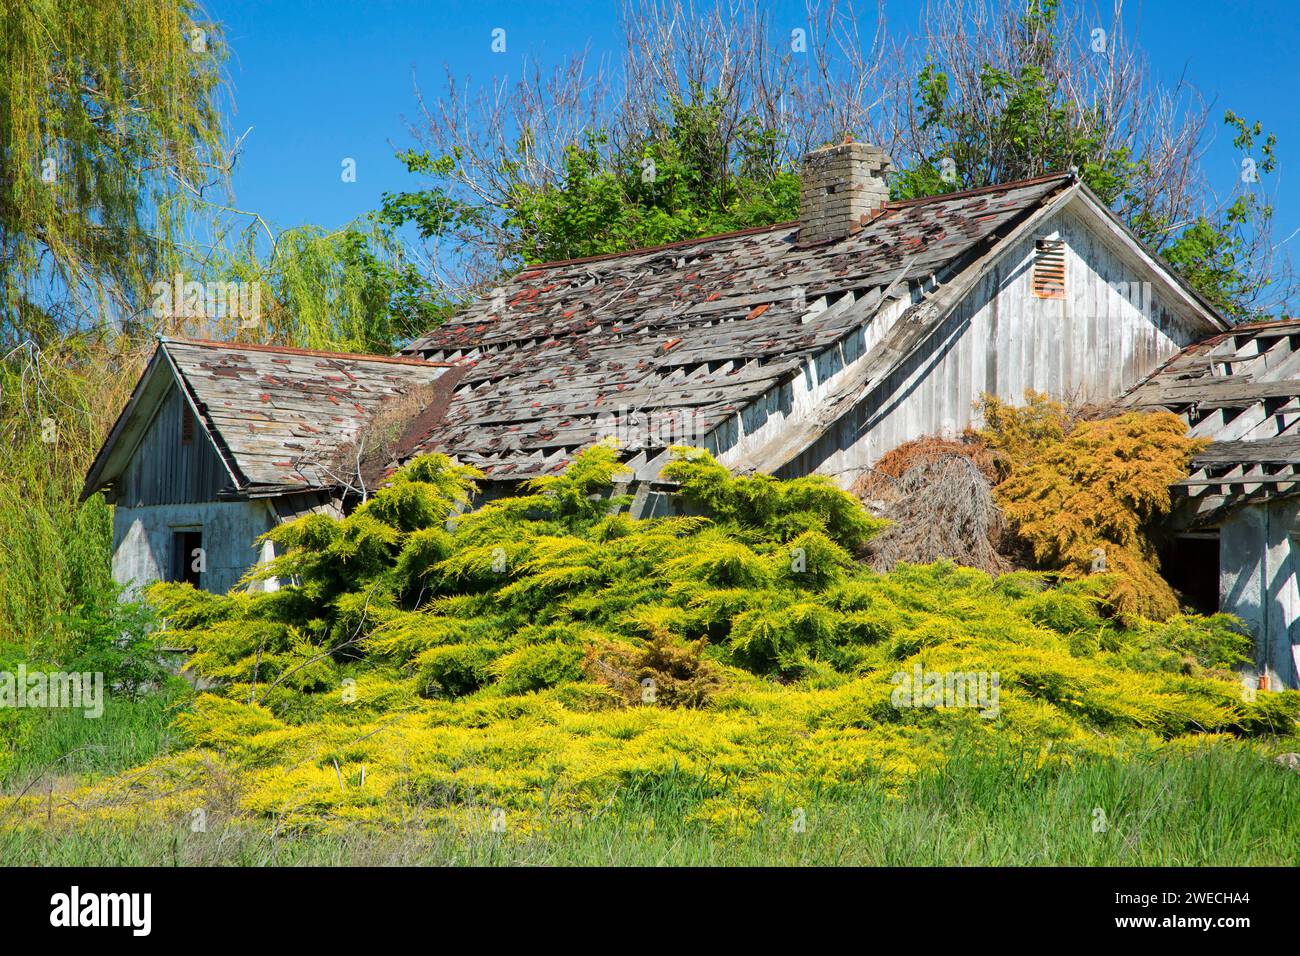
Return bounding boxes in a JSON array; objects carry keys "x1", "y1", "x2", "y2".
[
  {"x1": 206, "y1": 220, "x2": 455, "y2": 354},
  {"x1": 0, "y1": 0, "x2": 227, "y2": 343},
  {"x1": 0, "y1": 1, "x2": 225, "y2": 661}
]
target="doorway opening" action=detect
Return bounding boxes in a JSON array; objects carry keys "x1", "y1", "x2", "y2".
[
  {"x1": 1161, "y1": 532, "x2": 1220, "y2": 615},
  {"x1": 171, "y1": 529, "x2": 204, "y2": 588}
]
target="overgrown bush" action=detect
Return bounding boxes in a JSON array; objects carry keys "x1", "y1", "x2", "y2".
[
  {"x1": 979, "y1": 392, "x2": 1208, "y2": 621},
  {"x1": 583, "y1": 628, "x2": 723, "y2": 708},
  {"x1": 855, "y1": 437, "x2": 1007, "y2": 573},
  {"x1": 53, "y1": 583, "x2": 166, "y2": 698},
  {"x1": 82, "y1": 444, "x2": 1295, "y2": 831}
]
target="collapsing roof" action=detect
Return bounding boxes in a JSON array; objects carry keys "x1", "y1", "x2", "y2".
[
  {"x1": 397, "y1": 174, "x2": 1082, "y2": 481},
  {"x1": 1116, "y1": 319, "x2": 1300, "y2": 520},
  {"x1": 82, "y1": 338, "x2": 456, "y2": 500},
  {"x1": 86, "y1": 142, "x2": 1228, "y2": 508}
]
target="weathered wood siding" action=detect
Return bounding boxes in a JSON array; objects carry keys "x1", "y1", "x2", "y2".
[
  {"x1": 108, "y1": 379, "x2": 264, "y2": 596},
  {"x1": 758, "y1": 198, "x2": 1211, "y2": 483},
  {"x1": 115, "y1": 382, "x2": 231, "y2": 506},
  {"x1": 1219, "y1": 500, "x2": 1300, "y2": 689},
  {"x1": 111, "y1": 500, "x2": 278, "y2": 598}
]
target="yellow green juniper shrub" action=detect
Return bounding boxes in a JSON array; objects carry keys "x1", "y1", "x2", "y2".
[{"x1": 32, "y1": 445, "x2": 1300, "y2": 832}]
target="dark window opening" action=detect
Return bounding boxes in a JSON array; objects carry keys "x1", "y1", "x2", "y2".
[
  {"x1": 171, "y1": 530, "x2": 203, "y2": 588},
  {"x1": 1161, "y1": 533, "x2": 1220, "y2": 615},
  {"x1": 180, "y1": 406, "x2": 195, "y2": 445}
]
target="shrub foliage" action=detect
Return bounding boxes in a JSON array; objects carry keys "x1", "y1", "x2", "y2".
[
  {"x1": 980, "y1": 393, "x2": 1209, "y2": 621},
  {"x1": 64, "y1": 443, "x2": 1290, "y2": 832}
]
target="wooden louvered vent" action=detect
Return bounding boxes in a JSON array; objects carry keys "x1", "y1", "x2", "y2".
[{"x1": 1032, "y1": 238, "x2": 1066, "y2": 299}]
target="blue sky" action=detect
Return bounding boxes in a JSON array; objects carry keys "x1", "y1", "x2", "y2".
[{"x1": 208, "y1": 0, "x2": 1299, "y2": 295}]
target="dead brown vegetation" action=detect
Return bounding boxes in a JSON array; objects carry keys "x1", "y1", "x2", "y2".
[
  {"x1": 854, "y1": 437, "x2": 1008, "y2": 574},
  {"x1": 327, "y1": 382, "x2": 446, "y2": 498}
]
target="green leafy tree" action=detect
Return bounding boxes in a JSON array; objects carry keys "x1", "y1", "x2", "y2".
[
  {"x1": 888, "y1": 0, "x2": 1283, "y2": 321},
  {"x1": 891, "y1": 40, "x2": 1137, "y2": 206},
  {"x1": 379, "y1": 93, "x2": 799, "y2": 272},
  {"x1": 1161, "y1": 112, "x2": 1279, "y2": 321},
  {"x1": 382, "y1": 0, "x2": 1290, "y2": 321},
  {"x1": 0, "y1": 335, "x2": 148, "y2": 658},
  {"x1": 214, "y1": 221, "x2": 455, "y2": 354}
]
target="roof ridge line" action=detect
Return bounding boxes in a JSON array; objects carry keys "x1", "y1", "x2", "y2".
[
  {"x1": 884, "y1": 171, "x2": 1073, "y2": 210},
  {"x1": 522, "y1": 220, "x2": 799, "y2": 271},
  {"x1": 160, "y1": 336, "x2": 456, "y2": 367}
]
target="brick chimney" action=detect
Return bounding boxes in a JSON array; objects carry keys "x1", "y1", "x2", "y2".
[{"x1": 797, "y1": 141, "x2": 893, "y2": 246}]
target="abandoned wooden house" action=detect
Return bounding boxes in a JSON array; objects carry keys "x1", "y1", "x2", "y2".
[
  {"x1": 87, "y1": 139, "x2": 1300, "y2": 689},
  {"x1": 81, "y1": 339, "x2": 460, "y2": 594}
]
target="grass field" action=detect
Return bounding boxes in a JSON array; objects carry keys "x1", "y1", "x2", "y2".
[{"x1": 0, "y1": 684, "x2": 188, "y2": 793}]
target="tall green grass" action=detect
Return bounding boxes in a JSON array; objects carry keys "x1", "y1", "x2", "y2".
[
  {"x1": 5, "y1": 744, "x2": 1296, "y2": 866},
  {"x1": 0, "y1": 682, "x2": 190, "y2": 794}
]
